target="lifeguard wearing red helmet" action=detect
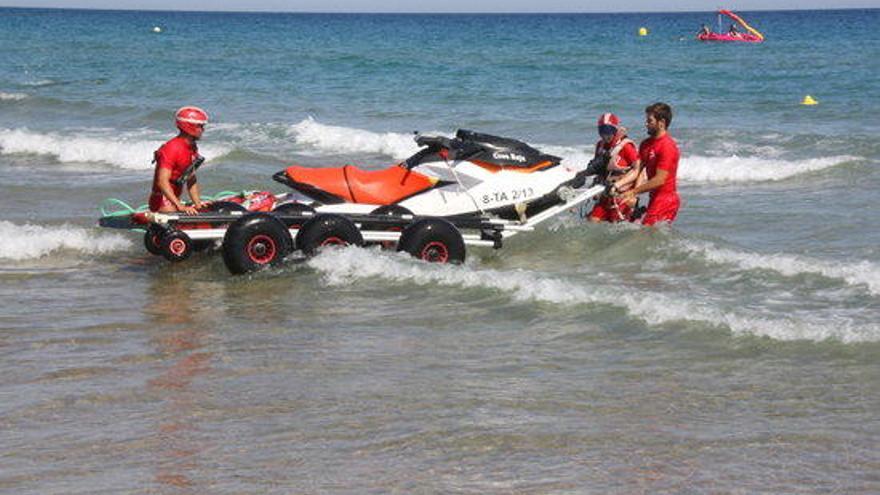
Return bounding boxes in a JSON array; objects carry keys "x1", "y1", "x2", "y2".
[
  {"x1": 586, "y1": 113, "x2": 644, "y2": 223},
  {"x1": 175, "y1": 106, "x2": 208, "y2": 139},
  {"x1": 148, "y1": 106, "x2": 210, "y2": 215}
]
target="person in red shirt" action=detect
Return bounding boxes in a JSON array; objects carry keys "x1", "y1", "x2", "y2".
[
  {"x1": 621, "y1": 102, "x2": 680, "y2": 226},
  {"x1": 148, "y1": 106, "x2": 209, "y2": 214},
  {"x1": 586, "y1": 113, "x2": 644, "y2": 223}
]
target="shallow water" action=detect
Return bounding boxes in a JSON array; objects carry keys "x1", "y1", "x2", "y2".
[{"x1": 1, "y1": 7, "x2": 879, "y2": 494}]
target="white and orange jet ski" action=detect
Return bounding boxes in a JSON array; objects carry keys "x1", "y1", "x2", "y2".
[{"x1": 273, "y1": 129, "x2": 595, "y2": 220}]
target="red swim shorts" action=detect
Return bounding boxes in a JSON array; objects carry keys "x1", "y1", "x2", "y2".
[
  {"x1": 148, "y1": 191, "x2": 176, "y2": 212},
  {"x1": 642, "y1": 193, "x2": 680, "y2": 226}
]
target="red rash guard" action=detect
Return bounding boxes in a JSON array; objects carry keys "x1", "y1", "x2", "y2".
[
  {"x1": 148, "y1": 136, "x2": 200, "y2": 212},
  {"x1": 638, "y1": 134, "x2": 680, "y2": 225}
]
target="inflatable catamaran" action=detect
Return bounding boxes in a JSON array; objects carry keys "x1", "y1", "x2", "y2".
[{"x1": 697, "y1": 10, "x2": 764, "y2": 43}]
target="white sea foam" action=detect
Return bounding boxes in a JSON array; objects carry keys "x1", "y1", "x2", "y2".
[
  {"x1": 540, "y1": 144, "x2": 595, "y2": 169},
  {"x1": 0, "y1": 128, "x2": 230, "y2": 169},
  {"x1": 0, "y1": 92, "x2": 29, "y2": 101},
  {"x1": 0, "y1": 221, "x2": 131, "y2": 261},
  {"x1": 307, "y1": 248, "x2": 878, "y2": 343},
  {"x1": 22, "y1": 79, "x2": 57, "y2": 87},
  {"x1": 678, "y1": 154, "x2": 852, "y2": 183},
  {"x1": 286, "y1": 120, "x2": 594, "y2": 166},
  {"x1": 289, "y1": 117, "x2": 422, "y2": 159},
  {"x1": 677, "y1": 240, "x2": 880, "y2": 296},
  {"x1": 548, "y1": 146, "x2": 850, "y2": 183},
  {"x1": 283, "y1": 119, "x2": 850, "y2": 183}
]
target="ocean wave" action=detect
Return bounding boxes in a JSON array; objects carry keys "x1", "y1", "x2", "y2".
[
  {"x1": 0, "y1": 92, "x2": 29, "y2": 101},
  {"x1": 541, "y1": 144, "x2": 595, "y2": 168},
  {"x1": 677, "y1": 240, "x2": 880, "y2": 296},
  {"x1": 678, "y1": 154, "x2": 853, "y2": 183},
  {"x1": 307, "y1": 248, "x2": 878, "y2": 343},
  {"x1": 287, "y1": 118, "x2": 595, "y2": 164},
  {"x1": 288, "y1": 117, "x2": 425, "y2": 159},
  {"x1": 283, "y1": 119, "x2": 851, "y2": 183},
  {"x1": 0, "y1": 221, "x2": 131, "y2": 261},
  {"x1": 20, "y1": 79, "x2": 60, "y2": 88},
  {"x1": 0, "y1": 128, "x2": 231, "y2": 170}
]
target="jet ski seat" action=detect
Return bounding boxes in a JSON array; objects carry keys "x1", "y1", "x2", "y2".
[{"x1": 284, "y1": 164, "x2": 436, "y2": 205}]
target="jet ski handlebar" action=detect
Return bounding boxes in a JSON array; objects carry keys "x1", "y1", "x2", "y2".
[
  {"x1": 407, "y1": 134, "x2": 482, "y2": 169},
  {"x1": 414, "y1": 134, "x2": 455, "y2": 150}
]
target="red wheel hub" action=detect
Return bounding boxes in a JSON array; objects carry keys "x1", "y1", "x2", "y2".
[
  {"x1": 420, "y1": 241, "x2": 449, "y2": 263},
  {"x1": 169, "y1": 239, "x2": 187, "y2": 256},
  {"x1": 246, "y1": 234, "x2": 277, "y2": 264}
]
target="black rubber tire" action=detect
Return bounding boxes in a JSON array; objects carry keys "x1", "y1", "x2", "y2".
[
  {"x1": 160, "y1": 230, "x2": 194, "y2": 262},
  {"x1": 397, "y1": 218, "x2": 466, "y2": 264},
  {"x1": 367, "y1": 205, "x2": 413, "y2": 249},
  {"x1": 295, "y1": 214, "x2": 364, "y2": 257},
  {"x1": 370, "y1": 205, "x2": 413, "y2": 217},
  {"x1": 143, "y1": 224, "x2": 167, "y2": 256},
  {"x1": 272, "y1": 202, "x2": 316, "y2": 228},
  {"x1": 205, "y1": 200, "x2": 247, "y2": 214},
  {"x1": 222, "y1": 213, "x2": 294, "y2": 274}
]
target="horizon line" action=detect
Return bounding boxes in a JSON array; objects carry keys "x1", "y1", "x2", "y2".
[{"x1": 1, "y1": 5, "x2": 878, "y2": 15}]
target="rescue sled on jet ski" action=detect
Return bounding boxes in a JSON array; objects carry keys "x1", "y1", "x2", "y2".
[
  {"x1": 98, "y1": 190, "x2": 301, "y2": 262},
  {"x1": 100, "y1": 130, "x2": 608, "y2": 274}
]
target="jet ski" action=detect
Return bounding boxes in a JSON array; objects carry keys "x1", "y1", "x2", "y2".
[{"x1": 273, "y1": 129, "x2": 592, "y2": 221}]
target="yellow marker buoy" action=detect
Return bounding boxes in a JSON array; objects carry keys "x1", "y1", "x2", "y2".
[
  {"x1": 638, "y1": 27, "x2": 648, "y2": 36},
  {"x1": 801, "y1": 95, "x2": 818, "y2": 105},
  {"x1": 152, "y1": 26, "x2": 163, "y2": 34}
]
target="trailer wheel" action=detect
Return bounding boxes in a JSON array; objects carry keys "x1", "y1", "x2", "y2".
[
  {"x1": 272, "y1": 202, "x2": 316, "y2": 228},
  {"x1": 369, "y1": 205, "x2": 412, "y2": 249},
  {"x1": 160, "y1": 230, "x2": 194, "y2": 262},
  {"x1": 371, "y1": 205, "x2": 413, "y2": 217},
  {"x1": 397, "y1": 218, "x2": 465, "y2": 264},
  {"x1": 296, "y1": 214, "x2": 364, "y2": 257},
  {"x1": 144, "y1": 224, "x2": 167, "y2": 256},
  {"x1": 222, "y1": 213, "x2": 294, "y2": 274},
  {"x1": 202, "y1": 201, "x2": 248, "y2": 231}
]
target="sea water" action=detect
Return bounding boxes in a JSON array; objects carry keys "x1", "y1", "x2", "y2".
[{"x1": 0, "y1": 8, "x2": 878, "y2": 493}]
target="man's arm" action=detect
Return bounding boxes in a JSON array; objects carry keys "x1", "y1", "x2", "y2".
[
  {"x1": 186, "y1": 176, "x2": 205, "y2": 210},
  {"x1": 610, "y1": 144, "x2": 642, "y2": 191},
  {"x1": 621, "y1": 169, "x2": 668, "y2": 202},
  {"x1": 611, "y1": 160, "x2": 641, "y2": 190},
  {"x1": 157, "y1": 168, "x2": 198, "y2": 215}
]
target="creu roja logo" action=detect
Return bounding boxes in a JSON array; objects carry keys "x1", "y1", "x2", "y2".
[{"x1": 492, "y1": 151, "x2": 527, "y2": 163}]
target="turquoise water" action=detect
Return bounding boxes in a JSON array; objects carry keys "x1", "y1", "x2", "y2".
[{"x1": 1, "y1": 8, "x2": 879, "y2": 493}]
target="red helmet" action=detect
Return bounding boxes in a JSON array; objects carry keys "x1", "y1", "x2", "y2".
[
  {"x1": 175, "y1": 106, "x2": 208, "y2": 138},
  {"x1": 597, "y1": 113, "x2": 620, "y2": 136}
]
